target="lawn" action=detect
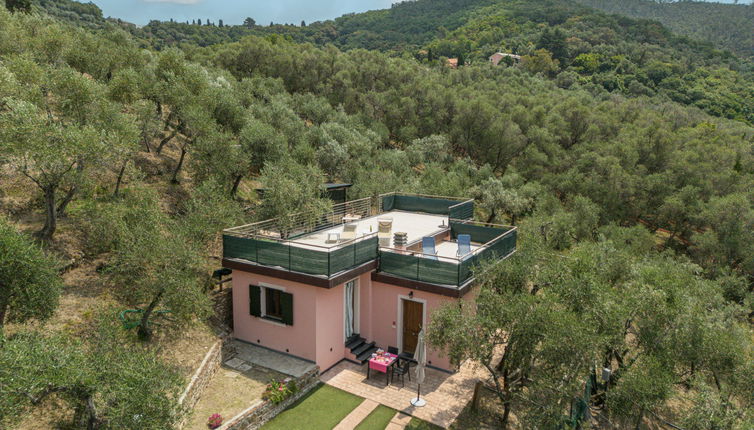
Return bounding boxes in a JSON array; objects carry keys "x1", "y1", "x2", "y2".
[
  {"x1": 262, "y1": 384, "x2": 363, "y2": 430},
  {"x1": 406, "y1": 417, "x2": 443, "y2": 430},
  {"x1": 354, "y1": 404, "x2": 396, "y2": 430}
]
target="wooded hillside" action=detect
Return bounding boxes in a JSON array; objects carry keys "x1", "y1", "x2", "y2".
[{"x1": 0, "y1": 1, "x2": 752, "y2": 428}]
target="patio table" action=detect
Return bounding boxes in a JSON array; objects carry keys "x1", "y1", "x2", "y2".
[{"x1": 367, "y1": 352, "x2": 397, "y2": 386}]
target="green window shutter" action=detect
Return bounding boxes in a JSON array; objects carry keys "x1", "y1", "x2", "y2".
[
  {"x1": 280, "y1": 292, "x2": 294, "y2": 326},
  {"x1": 249, "y1": 285, "x2": 261, "y2": 317}
]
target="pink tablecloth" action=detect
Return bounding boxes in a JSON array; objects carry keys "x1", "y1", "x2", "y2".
[{"x1": 368, "y1": 353, "x2": 397, "y2": 373}]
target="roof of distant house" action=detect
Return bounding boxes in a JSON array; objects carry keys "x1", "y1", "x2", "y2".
[
  {"x1": 489, "y1": 52, "x2": 522, "y2": 66},
  {"x1": 447, "y1": 58, "x2": 458, "y2": 68}
]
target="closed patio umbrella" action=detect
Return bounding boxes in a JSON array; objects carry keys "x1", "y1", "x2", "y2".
[{"x1": 410, "y1": 329, "x2": 427, "y2": 407}]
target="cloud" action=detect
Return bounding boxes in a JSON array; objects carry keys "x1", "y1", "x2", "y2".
[{"x1": 143, "y1": 0, "x2": 202, "y2": 4}]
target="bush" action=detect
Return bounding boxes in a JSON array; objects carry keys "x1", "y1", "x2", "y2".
[{"x1": 263, "y1": 379, "x2": 299, "y2": 404}]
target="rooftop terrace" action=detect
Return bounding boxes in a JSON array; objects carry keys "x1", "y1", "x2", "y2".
[{"x1": 223, "y1": 193, "x2": 516, "y2": 289}]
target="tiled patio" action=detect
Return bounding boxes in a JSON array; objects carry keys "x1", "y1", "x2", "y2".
[{"x1": 321, "y1": 359, "x2": 484, "y2": 429}]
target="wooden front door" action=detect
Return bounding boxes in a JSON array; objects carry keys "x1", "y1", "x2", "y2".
[{"x1": 402, "y1": 299, "x2": 423, "y2": 354}]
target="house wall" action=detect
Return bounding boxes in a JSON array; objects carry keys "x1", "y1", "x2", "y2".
[
  {"x1": 232, "y1": 268, "x2": 474, "y2": 372},
  {"x1": 369, "y1": 280, "x2": 457, "y2": 371},
  {"x1": 315, "y1": 283, "x2": 345, "y2": 371},
  {"x1": 231, "y1": 271, "x2": 319, "y2": 362}
]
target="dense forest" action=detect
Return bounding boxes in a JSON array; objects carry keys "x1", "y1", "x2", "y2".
[
  {"x1": 0, "y1": 0, "x2": 753, "y2": 428},
  {"x1": 575, "y1": 0, "x2": 754, "y2": 60}
]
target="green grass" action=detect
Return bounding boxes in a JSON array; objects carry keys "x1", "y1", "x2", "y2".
[
  {"x1": 354, "y1": 404, "x2": 397, "y2": 430},
  {"x1": 405, "y1": 417, "x2": 444, "y2": 430},
  {"x1": 262, "y1": 383, "x2": 364, "y2": 430}
]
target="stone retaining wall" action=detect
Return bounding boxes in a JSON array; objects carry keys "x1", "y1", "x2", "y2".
[
  {"x1": 219, "y1": 367, "x2": 321, "y2": 430},
  {"x1": 177, "y1": 339, "x2": 223, "y2": 428}
]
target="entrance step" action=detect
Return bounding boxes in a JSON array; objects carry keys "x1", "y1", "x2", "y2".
[
  {"x1": 352, "y1": 341, "x2": 375, "y2": 357},
  {"x1": 345, "y1": 334, "x2": 364, "y2": 349},
  {"x1": 355, "y1": 345, "x2": 379, "y2": 363}
]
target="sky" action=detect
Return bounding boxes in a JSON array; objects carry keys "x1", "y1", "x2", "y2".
[{"x1": 87, "y1": 0, "x2": 398, "y2": 26}]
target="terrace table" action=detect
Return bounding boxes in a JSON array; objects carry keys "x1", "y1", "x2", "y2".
[{"x1": 367, "y1": 352, "x2": 397, "y2": 386}]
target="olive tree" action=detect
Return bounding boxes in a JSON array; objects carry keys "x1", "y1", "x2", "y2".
[{"x1": 0, "y1": 218, "x2": 61, "y2": 330}]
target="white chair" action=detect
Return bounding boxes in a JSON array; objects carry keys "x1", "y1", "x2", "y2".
[
  {"x1": 377, "y1": 218, "x2": 393, "y2": 247},
  {"x1": 326, "y1": 232, "x2": 341, "y2": 244},
  {"x1": 341, "y1": 223, "x2": 357, "y2": 241}
]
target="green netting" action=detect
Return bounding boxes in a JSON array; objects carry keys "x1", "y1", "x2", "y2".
[
  {"x1": 329, "y1": 244, "x2": 356, "y2": 274},
  {"x1": 449, "y1": 201, "x2": 474, "y2": 220},
  {"x1": 417, "y1": 258, "x2": 460, "y2": 285},
  {"x1": 224, "y1": 234, "x2": 379, "y2": 277},
  {"x1": 450, "y1": 222, "x2": 512, "y2": 243},
  {"x1": 379, "y1": 252, "x2": 420, "y2": 280},
  {"x1": 354, "y1": 237, "x2": 378, "y2": 264},
  {"x1": 223, "y1": 235, "x2": 257, "y2": 261},
  {"x1": 289, "y1": 246, "x2": 329, "y2": 275},
  {"x1": 457, "y1": 230, "x2": 517, "y2": 284},
  {"x1": 382, "y1": 194, "x2": 466, "y2": 216},
  {"x1": 380, "y1": 252, "x2": 461, "y2": 286},
  {"x1": 256, "y1": 240, "x2": 290, "y2": 269}
]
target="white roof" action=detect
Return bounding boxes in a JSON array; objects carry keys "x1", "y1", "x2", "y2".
[{"x1": 291, "y1": 210, "x2": 449, "y2": 250}]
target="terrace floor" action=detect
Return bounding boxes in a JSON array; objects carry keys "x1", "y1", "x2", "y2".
[
  {"x1": 320, "y1": 359, "x2": 484, "y2": 429},
  {"x1": 293, "y1": 210, "x2": 449, "y2": 250}
]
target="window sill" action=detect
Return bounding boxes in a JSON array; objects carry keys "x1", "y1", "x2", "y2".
[{"x1": 258, "y1": 315, "x2": 288, "y2": 327}]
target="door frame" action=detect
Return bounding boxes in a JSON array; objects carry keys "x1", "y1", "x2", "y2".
[
  {"x1": 397, "y1": 295, "x2": 426, "y2": 354},
  {"x1": 343, "y1": 278, "x2": 360, "y2": 341}
]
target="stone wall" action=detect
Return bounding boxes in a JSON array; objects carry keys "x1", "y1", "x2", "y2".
[
  {"x1": 210, "y1": 287, "x2": 233, "y2": 330},
  {"x1": 177, "y1": 339, "x2": 223, "y2": 427},
  {"x1": 218, "y1": 367, "x2": 321, "y2": 430}
]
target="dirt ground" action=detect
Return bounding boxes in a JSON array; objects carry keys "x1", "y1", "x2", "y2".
[{"x1": 185, "y1": 365, "x2": 287, "y2": 430}]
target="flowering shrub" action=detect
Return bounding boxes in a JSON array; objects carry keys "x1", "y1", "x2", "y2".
[
  {"x1": 263, "y1": 378, "x2": 299, "y2": 404},
  {"x1": 207, "y1": 413, "x2": 223, "y2": 429}
]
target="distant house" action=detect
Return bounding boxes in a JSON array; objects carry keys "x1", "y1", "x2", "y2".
[
  {"x1": 446, "y1": 58, "x2": 458, "y2": 69},
  {"x1": 489, "y1": 52, "x2": 521, "y2": 66}
]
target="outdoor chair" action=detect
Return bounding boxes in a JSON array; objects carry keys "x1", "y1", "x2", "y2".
[
  {"x1": 391, "y1": 359, "x2": 412, "y2": 387},
  {"x1": 377, "y1": 217, "x2": 393, "y2": 247},
  {"x1": 456, "y1": 234, "x2": 472, "y2": 257},
  {"x1": 326, "y1": 232, "x2": 341, "y2": 244},
  {"x1": 388, "y1": 346, "x2": 399, "y2": 355},
  {"x1": 341, "y1": 223, "x2": 357, "y2": 242},
  {"x1": 422, "y1": 237, "x2": 438, "y2": 260}
]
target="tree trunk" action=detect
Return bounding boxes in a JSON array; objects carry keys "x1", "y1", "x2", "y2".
[
  {"x1": 0, "y1": 298, "x2": 8, "y2": 329},
  {"x1": 171, "y1": 145, "x2": 187, "y2": 184},
  {"x1": 73, "y1": 392, "x2": 100, "y2": 430},
  {"x1": 56, "y1": 185, "x2": 76, "y2": 218},
  {"x1": 635, "y1": 407, "x2": 644, "y2": 430},
  {"x1": 39, "y1": 186, "x2": 57, "y2": 241},
  {"x1": 486, "y1": 209, "x2": 496, "y2": 224},
  {"x1": 156, "y1": 128, "x2": 178, "y2": 154},
  {"x1": 137, "y1": 290, "x2": 164, "y2": 341},
  {"x1": 114, "y1": 160, "x2": 128, "y2": 197},
  {"x1": 230, "y1": 174, "x2": 243, "y2": 197},
  {"x1": 142, "y1": 132, "x2": 152, "y2": 153}
]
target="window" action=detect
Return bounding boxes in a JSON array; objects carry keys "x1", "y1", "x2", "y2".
[
  {"x1": 249, "y1": 284, "x2": 294, "y2": 326},
  {"x1": 264, "y1": 288, "x2": 283, "y2": 320}
]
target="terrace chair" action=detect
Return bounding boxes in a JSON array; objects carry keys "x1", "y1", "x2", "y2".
[
  {"x1": 422, "y1": 237, "x2": 438, "y2": 260},
  {"x1": 340, "y1": 223, "x2": 357, "y2": 242},
  {"x1": 456, "y1": 234, "x2": 472, "y2": 258},
  {"x1": 377, "y1": 217, "x2": 393, "y2": 247},
  {"x1": 391, "y1": 359, "x2": 412, "y2": 387}
]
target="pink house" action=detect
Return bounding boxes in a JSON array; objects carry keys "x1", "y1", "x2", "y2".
[{"x1": 222, "y1": 193, "x2": 517, "y2": 373}]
